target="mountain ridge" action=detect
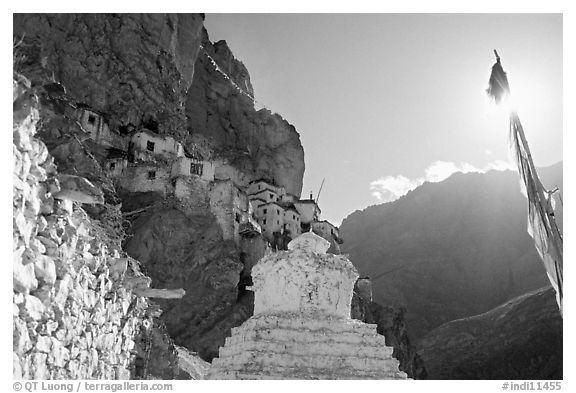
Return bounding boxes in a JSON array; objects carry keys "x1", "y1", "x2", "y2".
[
  {"x1": 340, "y1": 162, "x2": 562, "y2": 340},
  {"x1": 417, "y1": 286, "x2": 562, "y2": 379}
]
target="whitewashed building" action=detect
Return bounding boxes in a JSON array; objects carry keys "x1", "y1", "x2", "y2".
[
  {"x1": 209, "y1": 180, "x2": 261, "y2": 242},
  {"x1": 294, "y1": 198, "x2": 321, "y2": 226},
  {"x1": 254, "y1": 201, "x2": 285, "y2": 239},
  {"x1": 311, "y1": 220, "x2": 343, "y2": 244},
  {"x1": 128, "y1": 131, "x2": 185, "y2": 162},
  {"x1": 171, "y1": 156, "x2": 215, "y2": 182},
  {"x1": 282, "y1": 205, "x2": 301, "y2": 238}
]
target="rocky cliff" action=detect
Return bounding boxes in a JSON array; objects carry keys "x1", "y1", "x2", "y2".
[
  {"x1": 417, "y1": 287, "x2": 562, "y2": 379},
  {"x1": 13, "y1": 13, "x2": 305, "y2": 369},
  {"x1": 13, "y1": 15, "x2": 304, "y2": 196},
  {"x1": 13, "y1": 13, "x2": 204, "y2": 140},
  {"x1": 14, "y1": 14, "x2": 421, "y2": 379},
  {"x1": 186, "y1": 29, "x2": 305, "y2": 195}
]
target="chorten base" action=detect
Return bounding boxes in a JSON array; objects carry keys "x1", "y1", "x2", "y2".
[{"x1": 207, "y1": 313, "x2": 408, "y2": 380}]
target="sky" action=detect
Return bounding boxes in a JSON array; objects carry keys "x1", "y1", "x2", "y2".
[{"x1": 203, "y1": 14, "x2": 563, "y2": 226}]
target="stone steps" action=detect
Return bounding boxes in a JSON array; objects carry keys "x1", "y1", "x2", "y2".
[
  {"x1": 224, "y1": 324, "x2": 387, "y2": 348},
  {"x1": 205, "y1": 232, "x2": 408, "y2": 380},
  {"x1": 236, "y1": 314, "x2": 378, "y2": 335},
  {"x1": 221, "y1": 333, "x2": 392, "y2": 358},
  {"x1": 212, "y1": 349, "x2": 401, "y2": 373},
  {"x1": 208, "y1": 362, "x2": 407, "y2": 380},
  {"x1": 209, "y1": 370, "x2": 404, "y2": 380}
]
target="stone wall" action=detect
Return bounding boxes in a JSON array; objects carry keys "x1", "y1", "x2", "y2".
[
  {"x1": 171, "y1": 156, "x2": 215, "y2": 182},
  {"x1": 118, "y1": 164, "x2": 171, "y2": 196},
  {"x1": 173, "y1": 177, "x2": 211, "y2": 214},
  {"x1": 131, "y1": 132, "x2": 184, "y2": 161},
  {"x1": 209, "y1": 180, "x2": 249, "y2": 243},
  {"x1": 12, "y1": 75, "x2": 156, "y2": 379}
]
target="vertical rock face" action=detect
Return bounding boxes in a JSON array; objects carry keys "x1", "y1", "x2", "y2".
[
  {"x1": 13, "y1": 13, "x2": 306, "y2": 373},
  {"x1": 208, "y1": 232, "x2": 408, "y2": 380},
  {"x1": 123, "y1": 208, "x2": 254, "y2": 361},
  {"x1": 13, "y1": 13, "x2": 204, "y2": 139},
  {"x1": 186, "y1": 31, "x2": 305, "y2": 196}
]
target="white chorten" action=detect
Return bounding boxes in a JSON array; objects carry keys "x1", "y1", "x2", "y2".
[{"x1": 207, "y1": 231, "x2": 408, "y2": 379}]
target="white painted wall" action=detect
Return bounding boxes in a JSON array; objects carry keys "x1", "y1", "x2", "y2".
[
  {"x1": 252, "y1": 232, "x2": 358, "y2": 318},
  {"x1": 247, "y1": 180, "x2": 286, "y2": 199},
  {"x1": 119, "y1": 165, "x2": 170, "y2": 195},
  {"x1": 283, "y1": 209, "x2": 301, "y2": 238},
  {"x1": 171, "y1": 157, "x2": 215, "y2": 182},
  {"x1": 130, "y1": 132, "x2": 184, "y2": 161},
  {"x1": 294, "y1": 201, "x2": 320, "y2": 224},
  {"x1": 312, "y1": 221, "x2": 339, "y2": 241}
]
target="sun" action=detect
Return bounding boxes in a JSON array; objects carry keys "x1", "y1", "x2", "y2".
[{"x1": 505, "y1": 71, "x2": 550, "y2": 120}]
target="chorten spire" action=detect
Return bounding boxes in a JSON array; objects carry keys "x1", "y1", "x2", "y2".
[{"x1": 207, "y1": 232, "x2": 408, "y2": 379}]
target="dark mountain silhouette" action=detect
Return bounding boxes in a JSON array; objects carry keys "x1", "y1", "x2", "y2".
[{"x1": 340, "y1": 162, "x2": 562, "y2": 341}]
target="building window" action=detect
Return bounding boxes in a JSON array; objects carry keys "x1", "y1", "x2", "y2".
[
  {"x1": 258, "y1": 185, "x2": 261, "y2": 190},
  {"x1": 269, "y1": 193, "x2": 274, "y2": 200},
  {"x1": 88, "y1": 114, "x2": 96, "y2": 125},
  {"x1": 148, "y1": 171, "x2": 156, "y2": 180},
  {"x1": 263, "y1": 219, "x2": 267, "y2": 225},
  {"x1": 110, "y1": 162, "x2": 116, "y2": 170},
  {"x1": 277, "y1": 209, "x2": 280, "y2": 215},
  {"x1": 277, "y1": 220, "x2": 280, "y2": 225},
  {"x1": 293, "y1": 214, "x2": 295, "y2": 220},
  {"x1": 146, "y1": 140, "x2": 155, "y2": 152},
  {"x1": 263, "y1": 209, "x2": 267, "y2": 215},
  {"x1": 190, "y1": 163, "x2": 203, "y2": 176},
  {"x1": 235, "y1": 212, "x2": 241, "y2": 223}
]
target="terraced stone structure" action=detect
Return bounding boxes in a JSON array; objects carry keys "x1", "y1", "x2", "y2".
[{"x1": 207, "y1": 231, "x2": 408, "y2": 379}]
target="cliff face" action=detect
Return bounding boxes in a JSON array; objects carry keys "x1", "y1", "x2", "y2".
[
  {"x1": 186, "y1": 31, "x2": 305, "y2": 196},
  {"x1": 13, "y1": 14, "x2": 304, "y2": 196},
  {"x1": 417, "y1": 287, "x2": 562, "y2": 379},
  {"x1": 13, "y1": 13, "x2": 204, "y2": 140},
  {"x1": 14, "y1": 13, "x2": 305, "y2": 369},
  {"x1": 123, "y1": 208, "x2": 260, "y2": 360}
]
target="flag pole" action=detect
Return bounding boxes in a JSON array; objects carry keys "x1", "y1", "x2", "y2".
[
  {"x1": 511, "y1": 112, "x2": 564, "y2": 255},
  {"x1": 487, "y1": 50, "x2": 563, "y2": 315}
]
